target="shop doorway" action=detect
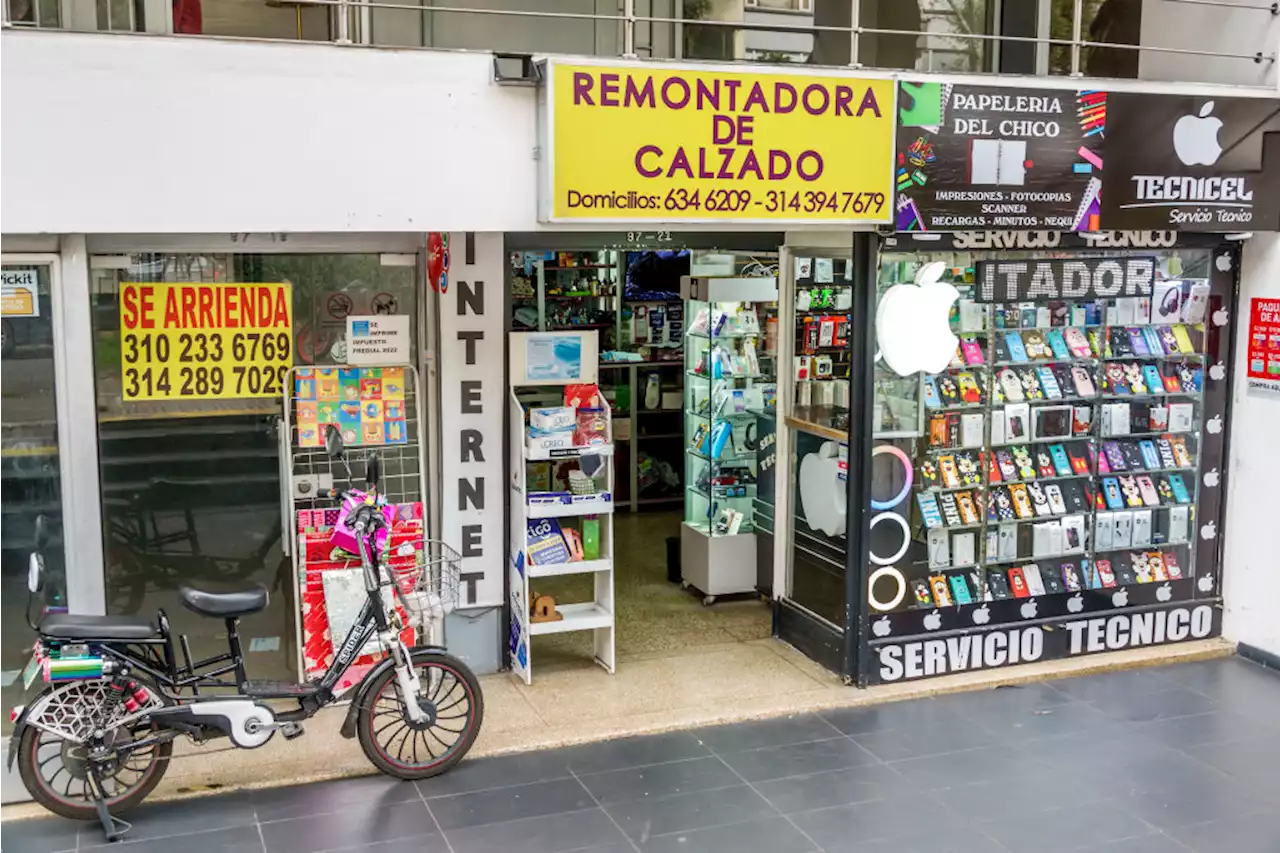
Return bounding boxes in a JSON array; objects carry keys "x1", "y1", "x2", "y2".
[{"x1": 505, "y1": 234, "x2": 784, "y2": 673}]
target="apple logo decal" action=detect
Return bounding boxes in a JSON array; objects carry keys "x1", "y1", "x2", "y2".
[
  {"x1": 1215, "y1": 253, "x2": 1233, "y2": 273},
  {"x1": 1209, "y1": 362, "x2": 1226, "y2": 382},
  {"x1": 1157, "y1": 582, "x2": 1173, "y2": 602},
  {"x1": 1174, "y1": 101, "x2": 1224, "y2": 167},
  {"x1": 1204, "y1": 468, "x2": 1220, "y2": 488},
  {"x1": 1201, "y1": 521, "x2": 1217, "y2": 541},
  {"x1": 875, "y1": 261, "x2": 960, "y2": 377},
  {"x1": 1020, "y1": 598, "x2": 1038, "y2": 619},
  {"x1": 1112, "y1": 588, "x2": 1130, "y2": 608},
  {"x1": 923, "y1": 609, "x2": 943, "y2": 631},
  {"x1": 1212, "y1": 307, "x2": 1229, "y2": 327},
  {"x1": 799, "y1": 441, "x2": 848, "y2": 537},
  {"x1": 872, "y1": 616, "x2": 892, "y2": 638},
  {"x1": 972, "y1": 604, "x2": 991, "y2": 625},
  {"x1": 1206, "y1": 415, "x2": 1223, "y2": 435},
  {"x1": 1067, "y1": 593, "x2": 1084, "y2": 614},
  {"x1": 1198, "y1": 574, "x2": 1215, "y2": 593}
]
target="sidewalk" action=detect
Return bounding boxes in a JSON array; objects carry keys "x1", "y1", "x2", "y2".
[{"x1": 4, "y1": 655, "x2": 1278, "y2": 853}]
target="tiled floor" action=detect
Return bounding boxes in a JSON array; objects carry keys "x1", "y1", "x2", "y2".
[{"x1": 5, "y1": 656, "x2": 1278, "y2": 853}]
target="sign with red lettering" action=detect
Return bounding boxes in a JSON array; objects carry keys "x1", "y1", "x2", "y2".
[
  {"x1": 1247, "y1": 297, "x2": 1280, "y2": 391},
  {"x1": 118, "y1": 282, "x2": 293, "y2": 400}
]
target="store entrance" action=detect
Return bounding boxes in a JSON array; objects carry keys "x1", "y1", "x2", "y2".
[{"x1": 507, "y1": 234, "x2": 782, "y2": 672}]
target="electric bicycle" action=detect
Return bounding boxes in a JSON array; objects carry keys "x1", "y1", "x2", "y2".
[{"x1": 8, "y1": 425, "x2": 483, "y2": 841}]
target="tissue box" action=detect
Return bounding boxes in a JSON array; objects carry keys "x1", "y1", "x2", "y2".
[
  {"x1": 528, "y1": 431, "x2": 577, "y2": 456},
  {"x1": 530, "y1": 407, "x2": 576, "y2": 431}
]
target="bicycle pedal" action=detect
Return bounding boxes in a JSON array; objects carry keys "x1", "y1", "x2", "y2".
[{"x1": 280, "y1": 723, "x2": 305, "y2": 740}]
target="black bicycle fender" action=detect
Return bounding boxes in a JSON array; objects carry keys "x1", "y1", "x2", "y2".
[{"x1": 339, "y1": 645, "x2": 448, "y2": 740}]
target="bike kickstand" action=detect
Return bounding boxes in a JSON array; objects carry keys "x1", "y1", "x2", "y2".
[{"x1": 86, "y1": 763, "x2": 131, "y2": 843}]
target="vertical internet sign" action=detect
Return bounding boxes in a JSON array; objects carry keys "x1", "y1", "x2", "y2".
[
  {"x1": 439, "y1": 232, "x2": 505, "y2": 607},
  {"x1": 540, "y1": 59, "x2": 896, "y2": 224}
]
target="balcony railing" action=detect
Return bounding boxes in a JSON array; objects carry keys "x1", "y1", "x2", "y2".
[{"x1": 4, "y1": 0, "x2": 1276, "y2": 86}]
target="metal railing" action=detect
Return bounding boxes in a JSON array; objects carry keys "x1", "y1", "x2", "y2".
[{"x1": 3, "y1": 0, "x2": 1276, "y2": 83}]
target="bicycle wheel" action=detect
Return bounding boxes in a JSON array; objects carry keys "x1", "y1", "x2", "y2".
[
  {"x1": 18, "y1": 713, "x2": 171, "y2": 821},
  {"x1": 357, "y1": 650, "x2": 483, "y2": 780}
]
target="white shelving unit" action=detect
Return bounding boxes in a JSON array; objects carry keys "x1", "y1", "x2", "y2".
[{"x1": 507, "y1": 331, "x2": 616, "y2": 684}]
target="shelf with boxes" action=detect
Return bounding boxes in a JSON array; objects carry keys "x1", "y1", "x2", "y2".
[
  {"x1": 507, "y1": 331, "x2": 615, "y2": 683},
  {"x1": 866, "y1": 257, "x2": 1212, "y2": 634}
]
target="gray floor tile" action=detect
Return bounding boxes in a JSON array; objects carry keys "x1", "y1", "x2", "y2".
[
  {"x1": 841, "y1": 827, "x2": 1008, "y2": 853},
  {"x1": 557, "y1": 732, "x2": 711, "y2": 775},
  {"x1": 888, "y1": 743, "x2": 1045, "y2": 789},
  {"x1": 253, "y1": 774, "x2": 420, "y2": 822},
  {"x1": 689, "y1": 714, "x2": 843, "y2": 755},
  {"x1": 79, "y1": 792, "x2": 257, "y2": 846},
  {"x1": 1087, "y1": 686, "x2": 1219, "y2": 723},
  {"x1": 633, "y1": 816, "x2": 815, "y2": 852},
  {"x1": 85, "y1": 824, "x2": 266, "y2": 853},
  {"x1": 935, "y1": 768, "x2": 1107, "y2": 824},
  {"x1": 576, "y1": 756, "x2": 739, "y2": 805},
  {"x1": 0, "y1": 816, "x2": 82, "y2": 852},
  {"x1": 445, "y1": 808, "x2": 628, "y2": 853},
  {"x1": 1182, "y1": 737, "x2": 1280, "y2": 790},
  {"x1": 978, "y1": 802, "x2": 1155, "y2": 853},
  {"x1": 719, "y1": 736, "x2": 878, "y2": 783},
  {"x1": 752, "y1": 762, "x2": 913, "y2": 815},
  {"x1": 1168, "y1": 810, "x2": 1280, "y2": 853},
  {"x1": 1089, "y1": 831, "x2": 1194, "y2": 853},
  {"x1": 416, "y1": 751, "x2": 573, "y2": 798},
  {"x1": 426, "y1": 777, "x2": 594, "y2": 831},
  {"x1": 789, "y1": 794, "x2": 929, "y2": 849},
  {"x1": 1132, "y1": 710, "x2": 1269, "y2": 748},
  {"x1": 852, "y1": 723, "x2": 995, "y2": 761},
  {"x1": 1119, "y1": 777, "x2": 1271, "y2": 830},
  {"x1": 1158, "y1": 658, "x2": 1280, "y2": 709},
  {"x1": 604, "y1": 784, "x2": 772, "y2": 842},
  {"x1": 1048, "y1": 669, "x2": 1180, "y2": 703},
  {"x1": 820, "y1": 697, "x2": 968, "y2": 736},
  {"x1": 1015, "y1": 729, "x2": 1179, "y2": 776},
  {"x1": 968, "y1": 696, "x2": 1116, "y2": 743},
  {"x1": 259, "y1": 800, "x2": 439, "y2": 853}
]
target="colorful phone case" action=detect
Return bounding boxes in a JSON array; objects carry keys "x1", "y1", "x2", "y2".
[
  {"x1": 1068, "y1": 447, "x2": 1090, "y2": 474},
  {"x1": 1172, "y1": 325, "x2": 1196, "y2": 354},
  {"x1": 929, "y1": 575, "x2": 954, "y2": 607},
  {"x1": 1142, "y1": 365, "x2": 1164, "y2": 393},
  {"x1": 923, "y1": 376, "x2": 942, "y2": 408},
  {"x1": 1023, "y1": 330, "x2": 1051, "y2": 360},
  {"x1": 1171, "y1": 437, "x2": 1193, "y2": 468},
  {"x1": 987, "y1": 571, "x2": 1013, "y2": 600},
  {"x1": 939, "y1": 492, "x2": 963, "y2": 526},
  {"x1": 1122, "y1": 443, "x2": 1147, "y2": 470},
  {"x1": 957, "y1": 372, "x2": 983, "y2": 404},
  {"x1": 1036, "y1": 449, "x2": 1057, "y2": 478},
  {"x1": 1168, "y1": 474, "x2": 1192, "y2": 503},
  {"x1": 998, "y1": 368, "x2": 1024, "y2": 403},
  {"x1": 995, "y1": 449, "x2": 1019, "y2": 481},
  {"x1": 991, "y1": 487, "x2": 1016, "y2": 521},
  {"x1": 1139, "y1": 440, "x2": 1161, "y2": 469},
  {"x1": 1041, "y1": 567, "x2": 1066, "y2": 595},
  {"x1": 1065, "y1": 327, "x2": 1092, "y2": 358},
  {"x1": 1156, "y1": 476, "x2": 1175, "y2": 503},
  {"x1": 1022, "y1": 564, "x2": 1047, "y2": 596},
  {"x1": 1045, "y1": 329, "x2": 1070, "y2": 359},
  {"x1": 1009, "y1": 484, "x2": 1034, "y2": 519},
  {"x1": 1128, "y1": 327, "x2": 1151, "y2": 356},
  {"x1": 1161, "y1": 366, "x2": 1182, "y2": 393},
  {"x1": 956, "y1": 491, "x2": 979, "y2": 525},
  {"x1": 1061, "y1": 562, "x2": 1082, "y2": 592},
  {"x1": 917, "y1": 493, "x2": 945, "y2": 528},
  {"x1": 1008, "y1": 568, "x2": 1031, "y2": 598},
  {"x1": 1071, "y1": 366, "x2": 1097, "y2": 397},
  {"x1": 1097, "y1": 559, "x2": 1117, "y2": 588},
  {"x1": 1164, "y1": 553, "x2": 1184, "y2": 580},
  {"x1": 1037, "y1": 367, "x2": 1063, "y2": 399},
  {"x1": 1027, "y1": 482, "x2": 1053, "y2": 517},
  {"x1": 1159, "y1": 326, "x2": 1182, "y2": 355},
  {"x1": 912, "y1": 578, "x2": 934, "y2": 607},
  {"x1": 1049, "y1": 444, "x2": 1073, "y2": 476},
  {"x1": 1045, "y1": 484, "x2": 1068, "y2": 515},
  {"x1": 939, "y1": 455, "x2": 960, "y2": 488},
  {"x1": 1108, "y1": 327, "x2": 1133, "y2": 357},
  {"x1": 1004, "y1": 331, "x2": 1029, "y2": 363},
  {"x1": 1142, "y1": 327, "x2": 1165, "y2": 356},
  {"x1": 1102, "y1": 477, "x2": 1125, "y2": 510},
  {"x1": 987, "y1": 452, "x2": 1004, "y2": 484},
  {"x1": 1118, "y1": 475, "x2": 1144, "y2": 508},
  {"x1": 948, "y1": 574, "x2": 974, "y2": 605},
  {"x1": 936, "y1": 376, "x2": 961, "y2": 406},
  {"x1": 961, "y1": 337, "x2": 985, "y2": 366},
  {"x1": 1157, "y1": 439, "x2": 1177, "y2": 468}
]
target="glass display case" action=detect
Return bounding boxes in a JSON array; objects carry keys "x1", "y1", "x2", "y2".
[
  {"x1": 864, "y1": 249, "x2": 1219, "y2": 644},
  {"x1": 680, "y1": 275, "x2": 779, "y2": 605}
]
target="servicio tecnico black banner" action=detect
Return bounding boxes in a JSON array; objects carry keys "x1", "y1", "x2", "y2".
[
  {"x1": 972, "y1": 256, "x2": 1156, "y2": 302},
  {"x1": 870, "y1": 602, "x2": 1220, "y2": 684}
]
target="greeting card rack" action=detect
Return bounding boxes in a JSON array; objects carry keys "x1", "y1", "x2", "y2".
[{"x1": 281, "y1": 364, "x2": 430, "y2": 682}]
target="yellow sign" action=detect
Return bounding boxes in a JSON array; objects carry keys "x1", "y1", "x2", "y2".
[
  {"x1": 2, "y1": 269, "x2": 40, "y2": 317},
  {"x1": 545, "y1": 62, "x2": 896, "y2": 223},
  {"x1": 118, "y1": 282, "x2": 293, "y2": 401}
]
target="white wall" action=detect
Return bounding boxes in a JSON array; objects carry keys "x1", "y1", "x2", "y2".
[
  {"x1": 1140, "y1": 0, "x2": 1279, "y2": 88},
  {"x1": 0, "y1": 31, "x2": 540, "y2": 234},
  {"x1": 1222, "y1": 233, "x2": 1280, "y2": 659}
]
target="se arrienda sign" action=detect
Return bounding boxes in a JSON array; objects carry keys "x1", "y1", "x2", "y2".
[{"x1": 542, "y1": 61, "x2": 896, "y2": 223}]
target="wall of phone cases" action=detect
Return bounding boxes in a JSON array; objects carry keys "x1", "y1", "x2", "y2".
[{"x1": 862, "y1": 245, "x2": 1235, "y2": 681}]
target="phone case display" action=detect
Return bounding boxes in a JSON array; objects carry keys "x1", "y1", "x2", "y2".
[
  {"x1": 682, "y1": 276, "x2": 779, "y2": 603},
  {"x1": 793, "y1": 257, "x2": 864, "y2": 433},
  {"x1": 508, "y1": 335, "x2": 616, "y2": 683},
  {"x1": 866, "y1": 257, "x2": 1222, "y2": 641}
]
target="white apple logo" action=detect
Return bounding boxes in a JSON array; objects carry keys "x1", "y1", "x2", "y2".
[
  {"x1": 799, "y1": 441, "x2": 847, "y2": 537},
  {"x1": 872, "y1": 615, "x2": 892, "y2": 638},
  {"x1": 1157, "y1": 582, "x2": 1173, "y2": 602},
  {"x1": 1209, "y1": 362, "x2": 1226, "y2": 382},
  {"x1": 1201, "y1": 521, "x2": 1217, "y2": 540},
  {"x1": 1173, "y1": 101, "x2": 1224, "y2": 167},
  {"x1": 1212, "y1": 308, "x2": 1229, "y2": 327},
  {"x1": 1112, "y1": 588, "x2": 1130, "y2": 608},
  {"x1": 1020, "y1": 598, "x2": 1038, "y2": 619},
  {"x1": 1215, "y1": 253, "x2": 1232, "y2": 273},
  {"x1": 1067, "y1": 593, "x2": 1085, "y2": 613},
  {"x1": 1206, "y1": 415, "x2": 1223, "y2": 435},
  {"x1": 923, "y1": 609, "x2": 943, "y2": 631},
  {"x1": 1198, "y1": 574, "x2": 1215, "y2": 593},
  {"x1": 972, "y1": 604, "x2": 991, "y2": 625},
  {"x1": 875, "y1": 261, "x2": 959, "y2": 377},
  {"x1": 1204, "y1": 468, "x2": 1220, "y2": 488}
]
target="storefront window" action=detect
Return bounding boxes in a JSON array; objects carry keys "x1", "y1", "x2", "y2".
[
  {"x1": 1, "y1": 263, "x2": 65, "y2": 734},
  {"x1": 862, "y1": 245, "x2": 1224, "y2": 680},
  {"x1": 89, "y1": 253, "x2": 418, "y2": 682}
]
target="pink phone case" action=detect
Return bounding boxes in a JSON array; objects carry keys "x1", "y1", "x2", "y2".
[
  {"x1": 1064, "y1": 327, "x2": 1092, "y2": 358},
  {"x1": 961, "y1": 338, "x2": 985, "y2": 366}
]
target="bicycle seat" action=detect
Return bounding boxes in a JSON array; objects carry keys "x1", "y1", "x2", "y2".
[
  {"x1": 38, "y1": 613, "x2": 158, "y2": 641},
  {"x1": 179, "y1": 585, "x2": 269, "y2": 618}
]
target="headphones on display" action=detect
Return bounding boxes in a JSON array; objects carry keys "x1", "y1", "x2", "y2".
[{"x1": 742, "y1": 421, "x2": 759, "y2": 451}]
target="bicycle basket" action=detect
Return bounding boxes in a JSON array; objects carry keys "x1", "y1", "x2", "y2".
[{"x1": 392, "y1": 539, "x2": 461, "y2": 622}]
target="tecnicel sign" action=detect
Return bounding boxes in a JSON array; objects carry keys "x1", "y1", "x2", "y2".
[
  {"x1": 894, "y1": 81, "x2": 1280, "y2": 232},
  {"x1": 540, "y1": 59, "x2": 896, "y2": 224}
]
